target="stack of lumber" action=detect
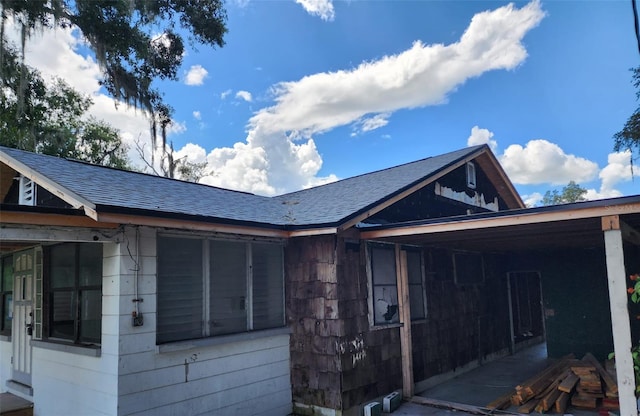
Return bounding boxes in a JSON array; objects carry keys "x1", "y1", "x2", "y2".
[{"x1": 486, "y1": 353, "x2": 619, "y2": 413}]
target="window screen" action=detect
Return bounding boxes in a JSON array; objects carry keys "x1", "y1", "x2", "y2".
[
  {"x1": 370, "y1": 244, "x2": 399, "y2": 325},
  {"x1": 157, "y1": 237, "x2": 203, "y2": 343}
]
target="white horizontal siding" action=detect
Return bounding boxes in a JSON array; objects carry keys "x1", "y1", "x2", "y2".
[
  {"x1": 128, "y1": 373, "x2": 291, "y2": 416},
  {"x1": 32, "y1": 346, "x2": 118, "y2": 416},
  {"x1": 116, "y1": 228, "x2": 291, "y2": 416}
]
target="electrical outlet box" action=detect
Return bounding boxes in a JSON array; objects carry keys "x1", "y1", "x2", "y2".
[
  {"x1": 132, "y1": 312, "x2": 144, "y2": 327},
  {"x1": 363, "y1": 402, "x2": 381, "y2": 416},
  {"x1": 383, "y1": 391, "x2": 401, "y2": 413}
]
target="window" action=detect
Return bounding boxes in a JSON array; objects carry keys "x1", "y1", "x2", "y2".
[
  {"x1": 406, "y1": 249, "x2": 426, "y2": 321},
  {"x1": 369, "y1": 244, "x2": 427, "y2": 325},
  {"x1": 466, "y1": 162, "x2": 477, "y2": 189},
  {"x1": 157, "y1": 236, "x2": 285, "y2": 344},
  {"x1": 0, "y1": 256, "x2": 13, "y2": 335},
  {"x1": 44, "y1": 243, "x2": 103, "y2": 344}
]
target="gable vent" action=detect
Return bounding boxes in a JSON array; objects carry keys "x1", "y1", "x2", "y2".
[{"x1": 18, "y1": 175, "x2": 36, "y2": 206}]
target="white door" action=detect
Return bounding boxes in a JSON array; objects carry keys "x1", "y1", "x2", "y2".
[{"x1": 12, "y1": 249, "x2": 34, "y2": 386}]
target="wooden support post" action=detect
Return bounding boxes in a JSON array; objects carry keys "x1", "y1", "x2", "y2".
[
  {"x1": 395, "y1": 245, "x2": 414, "y2": 398},
  {"x1": 602, "y1": 215, "x2": 637, "y2": 416}
]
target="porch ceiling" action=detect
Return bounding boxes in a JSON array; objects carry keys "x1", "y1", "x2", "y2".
[{"x1": 360, "y1": 212, "x2": 640, "y2": 253}]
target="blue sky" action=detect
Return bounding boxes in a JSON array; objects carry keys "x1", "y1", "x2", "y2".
[{"x1": 13, "y1": 0, "x2": 640, "y2": 204}]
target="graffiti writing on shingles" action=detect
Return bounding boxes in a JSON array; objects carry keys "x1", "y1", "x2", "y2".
[{"x1": 336, "y1": 334, "x2": 367, "y2": 368}]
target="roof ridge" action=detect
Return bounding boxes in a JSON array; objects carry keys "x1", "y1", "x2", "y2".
[{"x1": 275, "y1": 144, "x2": 486, "y2": 199}]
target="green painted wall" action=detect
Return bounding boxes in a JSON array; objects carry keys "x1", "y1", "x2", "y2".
[{"x1": 538, "y1": 248, "x2": 613, "y2": 361}]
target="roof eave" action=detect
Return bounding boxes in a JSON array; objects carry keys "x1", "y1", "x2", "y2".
[{"x1": 0, "y1": 150, "x2": 99, "y2": 220}]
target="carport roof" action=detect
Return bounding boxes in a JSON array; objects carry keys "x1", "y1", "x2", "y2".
[{"x1": 359, "y1": 195, "x2": 640, "y2": 251}]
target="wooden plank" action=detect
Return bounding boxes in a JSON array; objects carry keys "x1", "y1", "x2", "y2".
[
  {"x1": 410, "y1": 396, "x2": 495, "y2": 415},
  {"x1": 396, "y1": 246, "x2": 413, "y2": 398},
  {"x1": 571, "y1": 394, "x2": 597, "y2": 409},
  {"x1": 517, "y1": 399, "x2": 539, "y2": 414},
  {"x1": 486, "y1": 391, "x2": 514, "y2": 410},
  {"x1": 558, "y1": 372, "x2": 579, "y2": 393},
  {"x1": 540, "y1": 387, "x2": 562, "y2": 412},
  {"x1": 583, "y1": 352, "x2": 618, "y2": 395},
  {"x1": 520, "y1": 357, "x2": 573, "y2": 398},
  {"x1": 555, "y1": 392, "x2": 570, "y2": 413}
]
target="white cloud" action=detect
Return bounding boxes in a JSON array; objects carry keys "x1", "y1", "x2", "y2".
[
  {"x1": 193, "y1": 111, "x2": 201, "y2": 120},
  {"x1": 250, "y1": 1, "x2": 543, "y2": 139},
  {"x1": 10, "y1": 3, "x2": 545, "y2": 196},
  {"x1": 185, "y1": 65, "x2": 208, "y2": 86},
  {"x1": 467, "y1": 126, "x2": 498, "y2": 152},
  {"x1": 499, "y1": 139, "x2": 599, "y2": 185},
  {"x1": 522, "y1": 192, "x2": 543, "y2": 208},
  {"x1": 296, "y1": 0, "x2": 335, "y2": 21},
  {"x1": 354, "y1": 113, "x2": 390, "y2": 135},
  {"x1": 220, "y1": 89, "x2": 232, "y2": 99},
  {"x1": 235, "y1": 90, "x2": 253, "y2": 102},
  {"x1": 196, "y1": 1, "x2": 545, "y2": 195},
  {"x1": 582, "y1": 151, "x2": 638, "y2": 200},
  {"x1": 175, "y1": 143, "x2": 208, "y2": 164}
]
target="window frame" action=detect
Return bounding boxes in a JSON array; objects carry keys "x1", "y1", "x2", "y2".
[
  {"x1": 367, "y1": 243, "x2": 428, "y2": 327},
  {"x1": 42, "y1": 243, "x2": 103, "y2": 345},
  {"x1": 405, "y1": 247, "x2": 427, "y2": 321},
  {"x1": 466, "y1": 161, "x2": 477, "y2": 189},
  {"x1": 156, "y1": 234, "x2": 286, "y2": 345}
]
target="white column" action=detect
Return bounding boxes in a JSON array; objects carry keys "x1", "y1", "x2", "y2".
[{"x1": 603, "y1": 215, "x2": 637, "y2": 416}]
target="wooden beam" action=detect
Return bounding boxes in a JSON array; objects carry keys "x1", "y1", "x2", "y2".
[
  {"x1": 0, "y1": 211, "x2": 117, "y2": 229},
  {"x1": 395, "y1": 245, "x2": 414, "y2": 398},
  {"x1": 602, "y1": 219, "x2": 637, "y2": 416},
  {"x1": 95, "y1": 212, "x2": 289, "y2": 238},
  {"x1": 0, "y1": 224, "x2": 120, "y2": 243},
  {"x1": 361, "y1": 202, "x2": 640, "y2": 240}
]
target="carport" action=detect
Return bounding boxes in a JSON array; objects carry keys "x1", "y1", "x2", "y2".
[{"x1": 360, "y1": 195, "x2": 640, "y2": 415}]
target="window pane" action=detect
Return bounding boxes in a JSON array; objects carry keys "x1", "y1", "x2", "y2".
[
  {"x1": 406, "y1": 250, "x2": 426, "y2": 320},
  {"x1": 210, "y1": 241, "x2": 247, "y2": 336},
  {"x1": 80, "y1": 290, "x2": 102, "y2": 342},
  {"x1": 50, "y1": 244, "x2": 76, "y2": 288},
  {"x1": 371, "y1": 246, "x2": 396, "y2": 285},
  {"x1": 252, "y1": 244, "x2": 284, "y2": 330},
  {"x1": 51, "y1": 291, "x2": 76, "y2": 339},
  {"x1": 409, "y1": 284, "x2": 425, "y2": 320},
  {"x1": 2, "y1": 294, "x2": 12, "y2": 331},
  {"x1": 407, "y1": 251, "x2": 422, "y2": 284},
  {"x1": 373, "y1": 285, "x2": 399, "y2": 324},
  {"x1": 2, "y1": 257, "x2": 13, "y2": 292},
  {"x1": 79, "y1": 244, "x2": 102, "y2": 287},
  {"x1": 157, "y1": 237, "x2": 204, "y2": 343}
]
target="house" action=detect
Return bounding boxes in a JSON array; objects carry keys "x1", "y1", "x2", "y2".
[{"x1": 0, "y1": 144, "x2": 639, "y2": 416}]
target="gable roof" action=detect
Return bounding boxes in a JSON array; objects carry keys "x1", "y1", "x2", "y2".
[{"x1": 0, "y1": 144, "x2": 522, "y2": 231}]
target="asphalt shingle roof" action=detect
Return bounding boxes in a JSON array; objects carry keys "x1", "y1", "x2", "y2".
[{"x1": 0, "y1": 145, "x2": 485, "y2": 228}]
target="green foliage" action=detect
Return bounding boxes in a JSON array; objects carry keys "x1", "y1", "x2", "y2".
[
  {"x1": 0, "y1": 50, "x2": 129, "y2": 168},
  {"x1": 614, "y1": 66, "x2": 640, "y2": 161},
  {"x1": 1, "y1": 0, "x2": 227, "y2": 154},
  {"x1": 541, "y1": 181, "x2": 587, "y2": 206}
]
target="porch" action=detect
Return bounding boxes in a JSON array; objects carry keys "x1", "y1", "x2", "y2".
[
  {"x1": 0, "y1": 393, "x2": 32, "y2": 416},
  {"x1": 397, "y1": 343, "x2": 600, "y2": 416}
]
